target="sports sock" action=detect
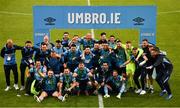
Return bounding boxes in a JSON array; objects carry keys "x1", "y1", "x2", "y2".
[{"x1": 104, "y1": 85, "x2": 108, "y2": 95}]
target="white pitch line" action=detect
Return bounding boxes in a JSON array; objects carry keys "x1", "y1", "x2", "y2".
[
  {"x1": 1, "y1": 9, "x2": 180, "y2": 17},
  {"x1": 91, "y1": 29, "x2": 95, "y2": 38},
  {"x1": 158, "y1": 10, "x2": 180, "y2": 15},
  {"x1": 87, "y1": 0, "x2": 104, "y2": 108},
  {"x1": 0, "y1": 11, "x2": 32, "y2": 16},
  {"x1": 98, "y1": 94, "x2": 104, "y2": 108},
  {"x1": 87, "y1": 0, "x2": 91, "y2": 6},
  {"x1": 87, "y1": 0, "x2": 95, "y2": 38}
]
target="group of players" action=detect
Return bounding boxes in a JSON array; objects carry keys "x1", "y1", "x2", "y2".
[{"x1": 0, "y1": 32, "x2": 173, "y2": 102}]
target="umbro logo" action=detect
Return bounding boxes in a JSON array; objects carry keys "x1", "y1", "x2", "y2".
[
  {"x1": 44, "y1": 17, "x2": 56, "y2": 25},
  {"x1": 133, "y1": 17, "x2": 145, "y2": 25}
]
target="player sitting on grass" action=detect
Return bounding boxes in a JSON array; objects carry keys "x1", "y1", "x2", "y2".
[
  {"x1": 29, "y1": 60, "x2": 47, "y2": 96},
  {"x1": 73, "y1": 62, "x2": 92, "y2": 96},
  {"x1": 58, "y1": 68, "x2": 76, "y2": 102},
  {"x1": 104, "y1": 70, "x2": 126, "y2": 99},
  {"x1": 34, "y1": 69, "x2": 61, "y2": 102}
]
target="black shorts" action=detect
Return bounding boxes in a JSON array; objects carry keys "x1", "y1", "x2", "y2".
[
  {"x1": 108, "y1": 82, "x2": 121, "y2": 93},
  {"x1": 45, "y1": 90, "x2": 56, "y2": 96},
  {"x1": 77, "y1": 79, "x2": 89, "y2": 90},
  {"x1": 77, "y1": 79, "x2": 89, "y2": 83},
  {"x1": 97, "y1": 77, "x2": 109, "y2": 84},
  {"x1": 116, "y1": 66, "x2": 126, "y2": 75}
]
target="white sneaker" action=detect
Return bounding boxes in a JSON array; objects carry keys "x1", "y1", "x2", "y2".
[
  {"x1": 62, "y1": 94, "x2": 68, "y2": 102},
  {"x1": 4, "y1": 86, "x2": 11, "y2": 91},
  {"x1": 58, "y1": 96, "x2": 63, "y2": 101},
  {"x1": 116, "y1": 94, "x2": 121, "y2": 99},
  {"x1": 34, "y1": 95, "x2": 41, "y2": 103},
  {"x1": 135, "y1": 89, "x2": 142, "y2": 94},
  {"x1": 124, "y1": 89, "x2": 127, "y2": 93},
  {"x1": 140, "y1": 90, "x2": 146, "y2": 95},
  {"x1": 104, "y1": 94, "x2": 110, "y2": 98},
  {"x1": 150, "y1": 88, "x2": 154, "y2": 94},
  {"x1": 24, "y1": 93, "x2": 29, "y2": 96},
  {"x1": 62, "y1": 96, "x2": 66, "y2": 102},
  {"x1": 13, "y1": 84, "x2": 19, "y2": 90},
  {"x1": 20, "y1": 86, "x2": 25, "y2": 91}
]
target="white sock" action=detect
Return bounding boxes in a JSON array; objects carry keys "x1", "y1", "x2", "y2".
[
  {"x1": 104, "y1": 85, "x2": 108, "y2": 95},
  {"x1": 39, "y1": 96, "x2": 44, "y2": 101},
  {"x1": 150, "y1": 85, "x2": 153, "y2": 89}
]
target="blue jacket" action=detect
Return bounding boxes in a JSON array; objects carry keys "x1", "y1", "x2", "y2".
[
  {"x1": 1, "y1": 45, "x2": 22, "y2": 65},
  {"x1": 21, "y1": 46, "x2": 36, "y2": 65},
  {"x1": 47, "y1": 57, "x2": 64, "y2": 74},
  {"x1": 62, "y1": 38, "x2": 70, "y2": 49},
  {"x1": 52, "y1": 46, "x2": 66, "y2": 62},
  {"x1": 99, "y1": 49, "x2": 113, "y2": 67},
  {"x1": 64, "y1": 49, "x2": 81, "y2": 65},
  {"x1": 82, "y1": 53, "x2": 94, "y2": 69},
  {"x1": 52, "y1": 46, "x2": 66, "y2": 55},
  {"x1": 34, "y1": 49, "x2": 51, "y2": 66},
  {"x1": 80, "y1": 38, "x2": 96, "y2": 49}
]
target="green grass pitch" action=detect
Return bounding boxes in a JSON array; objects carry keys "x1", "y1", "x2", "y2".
[{"x1": 0, "y1": 0, "x2": 180, "y2": 107}]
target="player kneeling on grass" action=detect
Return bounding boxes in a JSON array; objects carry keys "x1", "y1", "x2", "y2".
[
  {"x1": 104, "y1": 70, "x2": 126, "y2": 99},
  {"x1": 73, "y1": 62, "x2": 92, "y2": 96},
  {"x1": 97, "y1": 62, "x2": 112, "y2": 94},
  {"x1": 58, "y1": 68, "x2": 76, "y2": 102},
  {"x1": 34, "y1": 69, "x2": 61, "y2": 102}
]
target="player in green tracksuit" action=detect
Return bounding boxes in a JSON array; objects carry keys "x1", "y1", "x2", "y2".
[{"x1": 121, "y1": 41, "x2": 144, "y2": 90}]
